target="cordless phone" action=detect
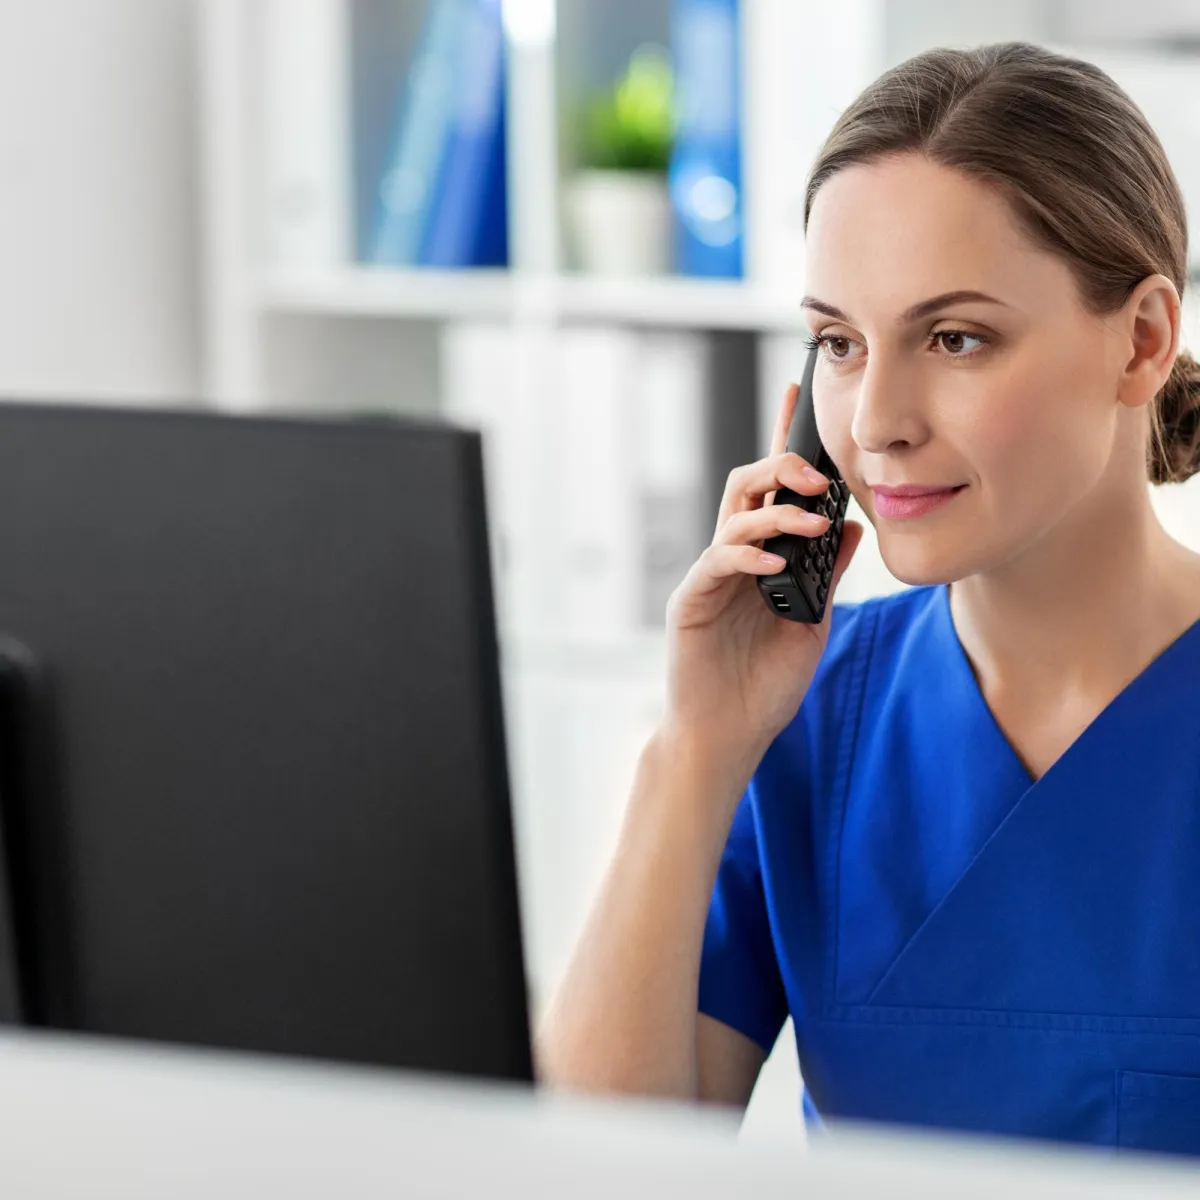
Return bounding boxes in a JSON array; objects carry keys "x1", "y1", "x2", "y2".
[{"x1": 757, "y1": 347, "x2": 849, "y2": 623}]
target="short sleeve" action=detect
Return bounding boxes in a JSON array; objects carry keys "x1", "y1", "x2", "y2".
[{"x1": 696, "y1": 785, "x2": 788, "y2": 1053}]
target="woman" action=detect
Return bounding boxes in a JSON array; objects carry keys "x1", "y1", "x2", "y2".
[{"x1": 537, "y1": 42, "x2": 1200, "y2": 1155}]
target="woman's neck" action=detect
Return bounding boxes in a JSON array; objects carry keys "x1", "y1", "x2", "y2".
[{"x1": 948, "y1": 477, "x2": 1200, "y2": 709}]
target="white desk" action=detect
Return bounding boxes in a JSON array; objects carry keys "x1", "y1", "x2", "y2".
[{"x1": 0, "y1": 1028, "x2": 1198, "y2": 1197}]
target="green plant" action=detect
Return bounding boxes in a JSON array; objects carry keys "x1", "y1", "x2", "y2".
[{"x1": 577, "y1": 44, "x2": 674, "y2": 173}]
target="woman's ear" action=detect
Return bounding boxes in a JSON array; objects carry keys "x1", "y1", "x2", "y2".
[{"x1": 1117, "y1": 272, "x2": 1181, "y2": 410}]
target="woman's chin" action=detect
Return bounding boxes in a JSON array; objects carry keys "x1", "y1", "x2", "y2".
[{"x1": 877, "y1": 540, "x2": 977, "y2": 588}]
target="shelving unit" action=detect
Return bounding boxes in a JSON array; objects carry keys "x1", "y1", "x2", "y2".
[{"x1": 196, "y1": 0, "x2": 823, "y2": 406}]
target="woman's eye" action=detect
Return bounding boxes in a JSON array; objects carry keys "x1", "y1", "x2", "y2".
[
  {"x1": 934, "y1": 330, "x2": 986, "y2": 356},
  {"x1": 818, "y1": 336, "x2": 861, "y2": 361}
]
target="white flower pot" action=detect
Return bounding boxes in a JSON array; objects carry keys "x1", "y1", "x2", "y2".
[{"x1": 564, "y1": 169, "x2": 673, "y2": 276}]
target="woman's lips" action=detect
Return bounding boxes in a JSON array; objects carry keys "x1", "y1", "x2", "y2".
[{"x1": 872, "y1": 485, "x2": 968, "y2": 519}]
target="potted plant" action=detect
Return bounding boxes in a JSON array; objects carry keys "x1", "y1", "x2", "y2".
[{"x1": 564, "y1": 44, "x2": 675, "y2": 276}]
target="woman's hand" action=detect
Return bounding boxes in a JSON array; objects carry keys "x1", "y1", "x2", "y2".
[{"x1": 660, "y1": 381, "x2": 864, "y2": 769}]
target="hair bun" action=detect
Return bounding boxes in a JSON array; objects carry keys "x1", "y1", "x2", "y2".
[{"x1": 1151, "y1": 348, "x2": 1200, "y2": 484}]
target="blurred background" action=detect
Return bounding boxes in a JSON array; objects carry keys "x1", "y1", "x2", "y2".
[{"x1": 6, "y1": 0, "x2": 1200, "y2": 1139}]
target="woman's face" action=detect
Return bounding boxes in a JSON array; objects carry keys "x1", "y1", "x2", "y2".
[{"x1": 803, "y1": 152, "x2": 1143, "y2": 586}]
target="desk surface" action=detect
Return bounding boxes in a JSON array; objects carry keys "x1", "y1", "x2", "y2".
[{"x1": 0, "y1": 1028, "x2": 1198, "y2": 1198}]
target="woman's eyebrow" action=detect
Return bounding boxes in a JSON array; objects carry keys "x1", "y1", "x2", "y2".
[{"x1": 800, "y1": 290, "x2": 1014, "y2": 324}]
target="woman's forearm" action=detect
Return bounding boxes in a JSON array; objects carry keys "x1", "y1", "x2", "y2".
[{"x1": 534, "y1": 725, "x2": 760, "y2": 1099}]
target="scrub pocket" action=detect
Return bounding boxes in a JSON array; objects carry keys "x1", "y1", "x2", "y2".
[{"x1": 1116, "y1": 1070, "x2": 1200, "y2": 1156}]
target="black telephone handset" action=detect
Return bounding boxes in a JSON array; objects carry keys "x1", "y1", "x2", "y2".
[{"x1": 757, "y1": 347, "x2": 849, "y2": 623}]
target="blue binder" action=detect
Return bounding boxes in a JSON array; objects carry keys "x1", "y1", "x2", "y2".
[
  {"x1": 417, "y1": 0, "x2": 508, "y2": 268},
  {"x1": 668, "y1": 0, "x2": 743, "y2": 278},
  {"x1": 367, "y1": 0, "x2": 465, "y2": 267}
]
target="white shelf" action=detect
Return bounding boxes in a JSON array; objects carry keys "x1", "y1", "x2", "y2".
[
  {"x1": 551, "y1": 273, "x2": 805, "y2": 331},
  {"x1": 255, "y1": 266, "x2": 807, "y2": 331},
  {"x1": 257, "y1": 265, "x2": 517, "y2": 321}
]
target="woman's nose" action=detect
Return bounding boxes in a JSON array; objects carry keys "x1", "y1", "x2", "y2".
[{"x1": 849, "y1": 360, "x2": 928, "y2": 454}]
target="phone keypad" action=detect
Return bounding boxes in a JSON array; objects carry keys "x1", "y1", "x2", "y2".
[
  {"x1": 802, "y1": 477, "x2": 850, "y2": 617},
  {"x1": 758, "y1": 472, "x2": 851, "y2": 623}
]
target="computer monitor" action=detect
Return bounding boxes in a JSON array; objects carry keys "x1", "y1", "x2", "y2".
[{"x1": 0, "y1": 400, "x2": 532, "y2": 1084}]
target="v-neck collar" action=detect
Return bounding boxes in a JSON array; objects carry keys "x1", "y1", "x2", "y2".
[
  {"x1": 934, "y1": 582, "x2": 1200, "y2": 790},
  {"x1": 859, "y1": 584, "x2": 1200, "y2": 1014}
]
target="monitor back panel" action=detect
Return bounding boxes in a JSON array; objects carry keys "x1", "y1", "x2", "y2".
[{"x1": 0, "y1": 403, "x2": 532, "y2": 1083}]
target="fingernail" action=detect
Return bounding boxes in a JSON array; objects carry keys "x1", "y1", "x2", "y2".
[{"x1": 803, "y1": 466, "x2": 828, "y2": 486}]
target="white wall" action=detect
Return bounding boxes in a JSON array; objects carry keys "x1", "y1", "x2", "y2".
[
  {"x1": 1060, "y1": 0, "x2": 1200, "y2": 41},
  {"x1": 0, "y1": 1, "x2": 200, "y2": 402},
  {"x1": 882, "y1": 0, "x2": 1052, "y2": 66}
]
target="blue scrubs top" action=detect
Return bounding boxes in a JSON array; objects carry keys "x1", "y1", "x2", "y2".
[{"x1": 698, "y1": 582, "x2": 1200, "y2": 1156}]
